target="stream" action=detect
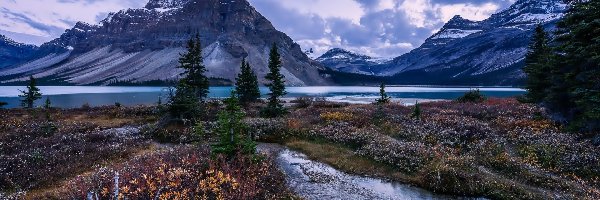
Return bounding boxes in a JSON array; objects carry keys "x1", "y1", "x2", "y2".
[{"x1": 257, "y1": 143, "x2": 480, "y2": 200}]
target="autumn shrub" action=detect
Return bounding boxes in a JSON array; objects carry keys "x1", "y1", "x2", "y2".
[
  {"x1": 245, "y1": 118, "x2": 289, "y2": 142},
  {"x1": 320, "y1": 111, "x2": 354, "y2": 121},
  {"x1": 64, "y1": 146, "x2": 293, "y2": 199}
]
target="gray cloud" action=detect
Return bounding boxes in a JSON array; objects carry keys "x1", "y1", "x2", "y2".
[
  {"x1": 249, "y1": 0, "x2": 513, "y2": 58},
  {"x1": 1, "y1": 0, "x2": 513, "y2": 57}
]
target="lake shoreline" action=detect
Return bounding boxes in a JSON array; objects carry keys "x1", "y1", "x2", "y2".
[{"x1": 0, "y1": 86, "x2": 523, "y2": 108}]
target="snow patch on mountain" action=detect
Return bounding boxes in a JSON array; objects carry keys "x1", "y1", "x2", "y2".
[
  {"x1": 507, "y1": 13, "x2": 564, "y2": 24},
  {"x1": 145, "y1": 0, "x2": 190, "y2": 9},
  {"x1": 431, "y1": 29, "x2": 482, "y2": 39}
]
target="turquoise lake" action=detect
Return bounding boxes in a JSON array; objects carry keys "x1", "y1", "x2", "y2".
[{"x1": 0, "y1": 86, "x2": 526, "y2": 108}]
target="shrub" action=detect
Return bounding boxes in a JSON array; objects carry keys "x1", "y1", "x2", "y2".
[
  {"x1": 320, "y1": 111, "x2": 354, "y2": 121},
  {"x1": 457, "y1": 89, "x2": 486, "y2": 103},
  {"x1": 291, "y1": 96, "x2": 314, "y2": 108},
  {"x1": 245, "y1": 118, "x2": 288, "y2": 142},
  {"x1": 114, "y1": 102, "x2": 122, "y2": 107},
  {"x1": 41, "y1": 122, "x2": 58, "y2": 137},
  {"x1": 81, "y1": 102, "x2": 91, "y2": 110},
  {"x1": 64, "y1": 147, "x2": 293, "y2": 199},
  {"x1": 0, "y1": 101, "x2": 7, "y2": 109}
]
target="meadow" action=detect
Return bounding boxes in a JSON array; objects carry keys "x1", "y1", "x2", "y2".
[{"x1": 1, "y1": 97, "x2": 599, "y2": 199}]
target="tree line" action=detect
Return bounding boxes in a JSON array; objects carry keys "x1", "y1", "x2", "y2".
[
  {"x1": 166, "y1": 34, "x2": 287, "y2": 121},
  {"x1": 523, "y1": 0, "x2": 599, "y2": 131}
]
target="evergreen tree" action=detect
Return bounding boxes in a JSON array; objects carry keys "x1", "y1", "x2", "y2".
[
  {"x1": 178, "y1": 34, "x2": 209, "y2": 100},
  {"x1": 546, "y1": 0, "x2": 600, "y2": 130},
  {"x1": 412, "y1": 101, "x2": 422, "y2": 120},
  {"x1": 167, "y1": 34, "x2": 208, "y2": 120},
  {"x1": 376, "y1": 83, "x2": 391, "y2": 104},
  {"x1": 44, "y1": 97, "x2": 51, "y2": 109},
  {"x1": 235, "y1": 58, "x2": 261, "y2": 105},
  {"x1": 212, "y1": 91, "x2": 256, "y2": 158},
  {"x1": 19, "y1": 76, "x2": 42, "y2": 108},
  {"x1": 523, "y1": 25, "x2": 552, "y2": 103},
  {"x1": 261, "y1": 43, "x2": 287, "y2": 118}
]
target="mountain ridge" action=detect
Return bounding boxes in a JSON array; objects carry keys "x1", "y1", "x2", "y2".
[
  {"x1": 0, "y1": 0, "x2": 330, "y2": 86},
  {"x1": 0, "y1": 34, "x2": 38, "y2": 69},
  {"x1": 318, "y1": 0, "x2": 568, "y2": 86}
]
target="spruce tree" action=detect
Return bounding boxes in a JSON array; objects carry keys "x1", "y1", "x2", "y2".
[
  {"x1": 44, "y1": 97, "x2": 51, "y2": 109},
  {"x1": 168, "y1": 34, "x2": 208, "y2": 120},
  {"x1": 376, "y1": 83, "x2": 391, "y2": 104},
  {"x1": 412, "y1": 101, "x2": 422, "y2": 120},
  {"x1": 523, "y1": 25, "x2": 552, "y2": 103},
  {"x1": 19, "y1": 76, "x2": 42, "y2": 108},
  {"x1": 212, "y1": 91, "x2": 256, "y2": 158},
  {"x1": 546, "y1": 0, "x2": 600, "y2": 130},
  {"x1": 178, "y1": 34, "x2": 209, "y2": 100},
  {"x1": 261, "y1": 43, "x2": 287, "y2": 118},
  {"x1": 235, "y1": 58, "x2": 261, "y2": 105}
]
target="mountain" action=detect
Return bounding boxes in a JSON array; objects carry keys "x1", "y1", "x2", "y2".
[
  {"x1": 0, "y1": 34, "x2": 37, "y2": 69},
  {"x1": 0, "y1": 0, "x2": 329, "y2": 86},
  {"x1": 320, "y1": 0, "x2": 567, "y2": 86},
  {"x1": 316, "y1": 48, "x2": 390, "y2": 75}
]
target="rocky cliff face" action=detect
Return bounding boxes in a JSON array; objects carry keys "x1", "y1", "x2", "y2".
[
  {"x1": 0, "y1": 34, "x2": 37, "y2": 69},
  {"x1": 0, "y1": 0, "x2": 329, "y2": 86},
  {"x1": 318, "y1": 0, "x2": 567, "y2": 86}
]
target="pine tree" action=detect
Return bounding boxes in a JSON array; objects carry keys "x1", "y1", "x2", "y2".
[
  {"x1": 376, "y1": 83, "x2": 391, "y2": 104},
  {"x1": 44, "y1": 97, "x2": 51, "y2": 109},
  {"x1": 546, "y1": 0, "x2": 600, "y2": 131},
  {"x1": 261, "y1": 43, "x2": 287, "y2": 118},
  {"x1": 235, "y1": 58, "x2": 261, "y2": 105},
  {"x1": 412, "y1": 101, "x2": 422, "y2": 120},
  {"x1": 523, "y1": 25, "x2": 552, "y2": 103},
  {"x1": 178, "y1": 34, "x2": 209, "y2": 100},
  {"x1": 19, "y1": 76, "x2": 42, "y2": 108},
  {"x1": 167, "y1": 34, "x2": 208, "y2": 120},
  {"x1": 212, "y1": 91, "x2": 256, "y2": 158}
]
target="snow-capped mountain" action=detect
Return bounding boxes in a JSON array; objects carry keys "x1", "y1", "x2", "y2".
[
  {"x1": 422, "y1": 15, "x2": 484, "y2": 49},
  {"x1": 316, "y1": 48, "x2": 390, "y2": 75},
  {"x1": 0, "y1": 0, "x2": 329, "y2": 86},
  {"x1": 0, "y1": 34, "x2": 37, "y2": 69},
  {"x1": 320, "y1": 0, "x2": 568, "y2": 86}
]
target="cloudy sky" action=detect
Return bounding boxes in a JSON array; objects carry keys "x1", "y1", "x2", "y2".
[{"x1": 0, "y1": 0, "x2": 515, "y2": 57}]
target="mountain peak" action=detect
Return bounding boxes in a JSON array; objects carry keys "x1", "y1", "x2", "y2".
[
  {"x1": 145, "y1": 0, "x2": 190, "y2": 9},
  {"x1": 0, "y1": 0, "x2": 328, "y2": 86},
  {"x1": 317, "y1": 48, "x2": 371, "y2": 61},
  {"x1": 487, "y1": 0, "x2": 567, "y2": 27},
  {"x1": 449, "y1": 15, "x2": 466, "y2": 22}
]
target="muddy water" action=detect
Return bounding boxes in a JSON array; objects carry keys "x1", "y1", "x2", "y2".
[{"x1": 258, "y1": 144, "x2": 480, "y2": 200}]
